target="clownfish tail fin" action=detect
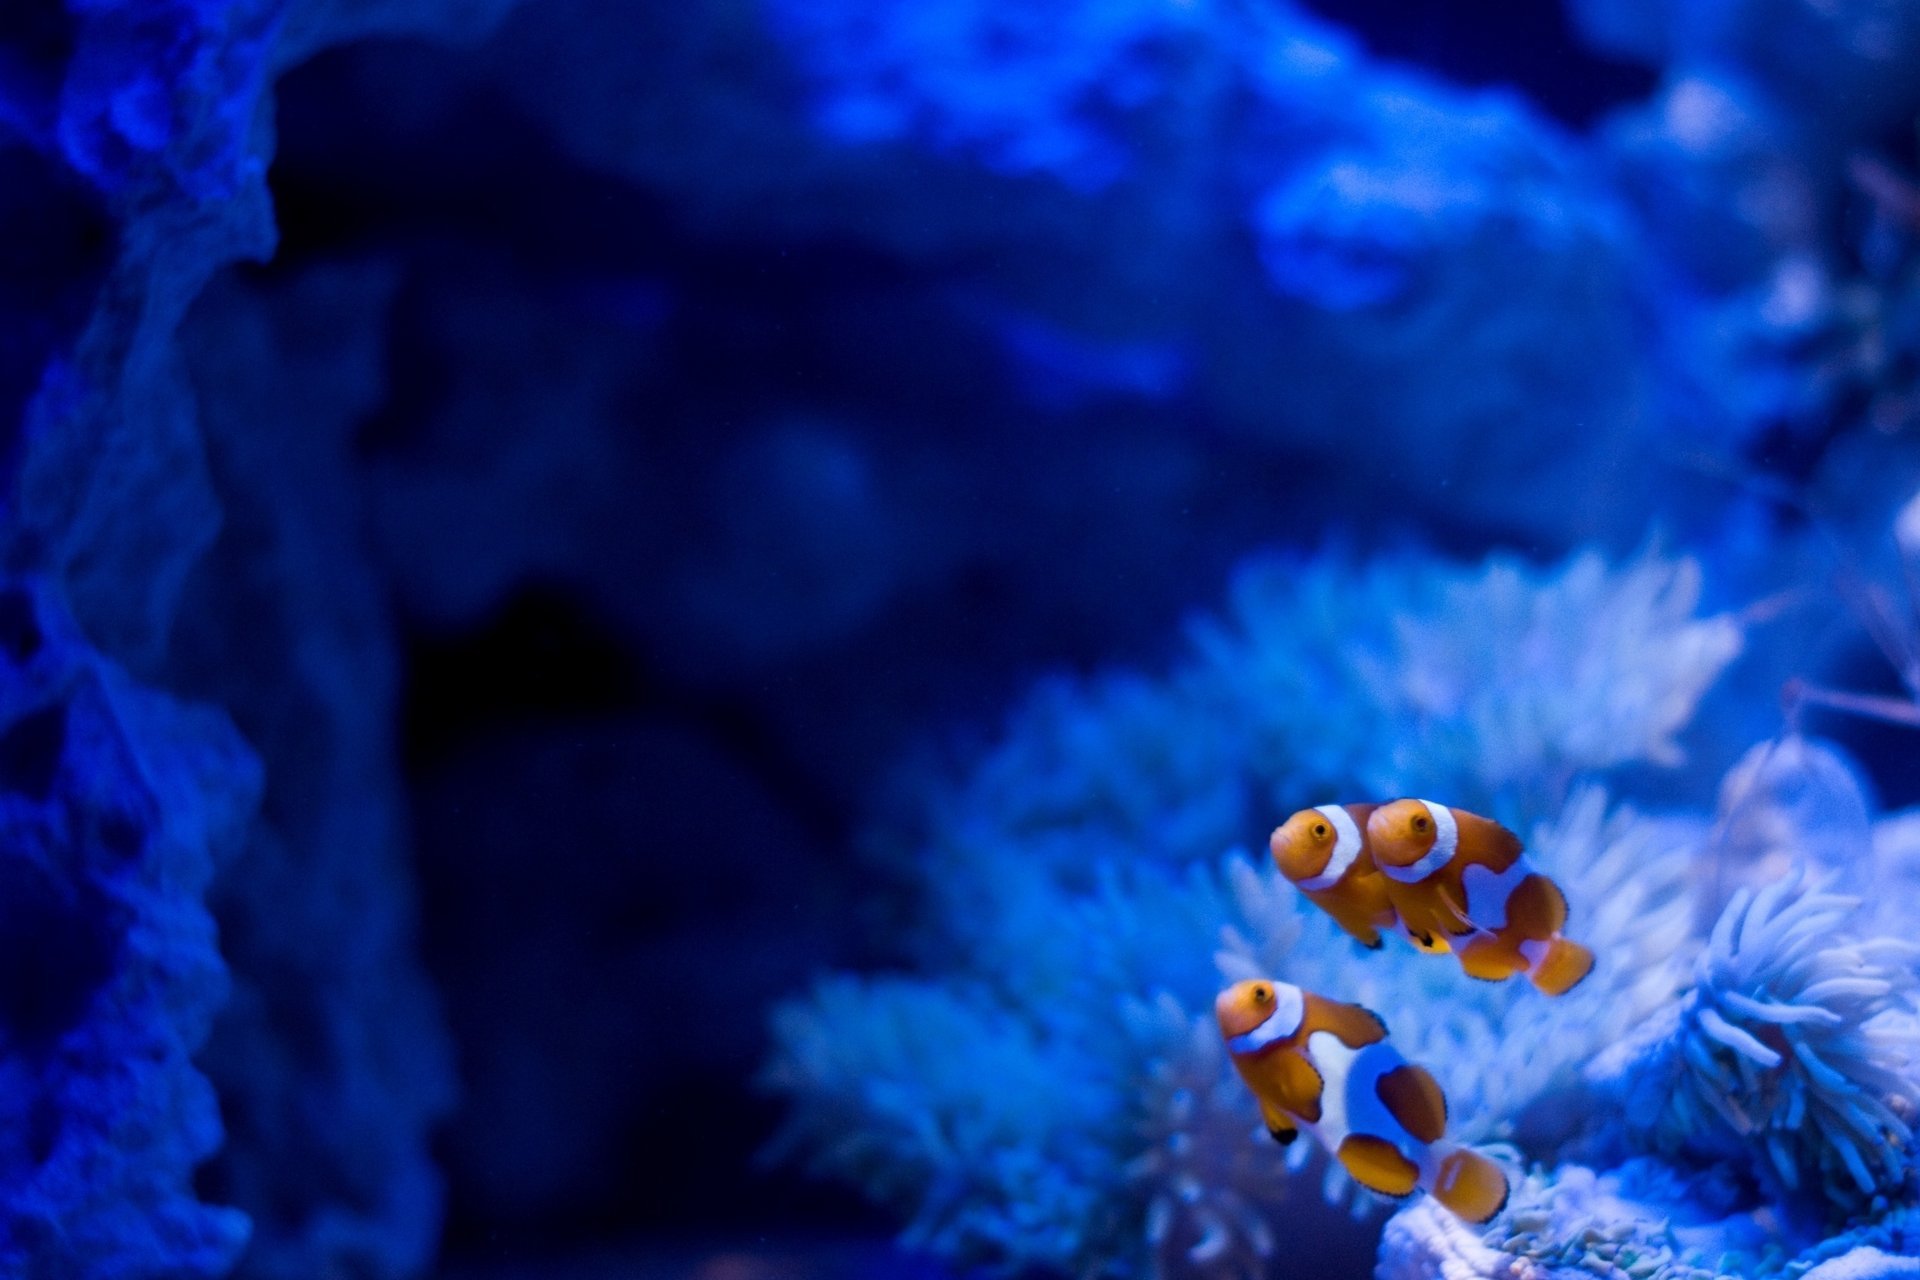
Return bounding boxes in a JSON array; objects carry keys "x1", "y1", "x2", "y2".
[
  {"x1": 1428, "y1": 1146, "x2": 1509, "y2": 1224},
  {"x1": 1526, "y1": 937, "x2": 1594, "y2": 996}
]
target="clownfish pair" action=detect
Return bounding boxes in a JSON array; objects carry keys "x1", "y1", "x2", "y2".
[
  {"x1": 1215, "y1": 978, "x2": 1509, "y2": 1223},
  {"x1": 1269, "y1": 799, "x2": 1594, "y2": 997}
]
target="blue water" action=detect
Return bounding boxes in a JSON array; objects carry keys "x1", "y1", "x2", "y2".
[{"x1": 1, "y1": 0, "x2": 1918, "y2": 1277}]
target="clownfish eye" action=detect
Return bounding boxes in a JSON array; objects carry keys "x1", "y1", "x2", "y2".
[
  {"x1": 1311, "y1": 822, "x2": 1329, "y2": 839},
  {"x1": 1412, "y1": 815, "x2": 1430, "y2": 833},
  {"x1": 1252, "y1": 985, "x2": 1271, "y2": 1004}
]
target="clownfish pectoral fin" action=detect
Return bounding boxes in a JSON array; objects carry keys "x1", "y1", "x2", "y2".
[
  {"x1": 1429, "y1": 1147, "x2": 1509, "y2": 1224},
  {"x1": 1434, "y1": 884, "x2": 1475, "y2": 935},
  {"x1": 1258, "y1": 1099, "x2": 1299, "y2": 1145},
  {"x1": 1270, "y1": 1051, "x2": 1327, "y2": 1122}
]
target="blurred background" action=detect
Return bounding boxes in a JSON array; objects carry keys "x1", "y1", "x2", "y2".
[{"x1": 2, "y1": 0, "x2": 1920, "y2": 1277}]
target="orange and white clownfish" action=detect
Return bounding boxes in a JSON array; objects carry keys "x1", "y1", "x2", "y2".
[
  {"x1": 1365, "y1": 799, "x2": 1594, "y2": 996},
  {"x1": 1214, "y1": 978, "x2": 1509, "y2": 1224},
  {"x1": 1269, "y1": 804, "x2": 1405, "y2": 952}
]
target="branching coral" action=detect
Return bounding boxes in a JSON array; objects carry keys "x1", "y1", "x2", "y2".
[
  {"x1": 1592, "y1": 871, "x2": 1920, "y2": 1209},
  {"x1": 767, "y1": 545, "x2": 1741, "y2": 1277}
]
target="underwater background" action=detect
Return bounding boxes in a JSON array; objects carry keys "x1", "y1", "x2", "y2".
[{"x1": 3, "y1": 0, "x2": 1920, "y2": 1277}]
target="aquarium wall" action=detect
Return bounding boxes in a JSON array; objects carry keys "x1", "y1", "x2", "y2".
[{"x1": 1, "y1": 0, "x2": 1919, "y2": 1277}]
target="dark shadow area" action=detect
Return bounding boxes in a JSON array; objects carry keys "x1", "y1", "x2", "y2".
[{"x1": 1298, "y1": 0, "x2": 1658, "y2": 126}]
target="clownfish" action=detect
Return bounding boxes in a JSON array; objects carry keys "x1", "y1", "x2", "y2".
[
  {"x1": 1269, "y1": 804, "x2": 1404, "y2": 952},
  {"x1": 1365, "y1": 799, "x2": 1593, "y2": 996},
  {"x1": 1215, "y1": 978, "x2": 1509, "y2": 1223}
]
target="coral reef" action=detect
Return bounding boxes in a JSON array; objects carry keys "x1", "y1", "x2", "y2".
[
  {"x1": 1193, "y1": 549, "x2": 1742, "y2": 811},
  {"x1": 0, "y1": 576, "x2": 257, "y2": 1277},
  {"x1": 9, "y1": 0, "x2": 1920, "y2": 1275},
  {"x1": 1383, "y1": 759, "x2": 1920, "y2": 1280},
  {"x1": 766, "y1": 546, "x2": 1741, "y2": 1277},
  {"x1": 0, "y1": 0, "x2": 506, "y2": 1277},
  {"x1": 166, "y1": 264, "x2": 458, "y2": 1280},
  {"x1": 765, "y1": 0, "x2": 1223, "y2": 191},
  {"x1": 464, "y1": 0, "x2": 1661, "y2": 545}
]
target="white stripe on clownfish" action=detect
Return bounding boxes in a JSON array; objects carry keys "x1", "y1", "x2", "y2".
[
  {"x1": 1460, "y1": 858, "x2": 1533, "y2": 931},
  {"x1": 1298, "y1": 804, "x2": 1365, "y2": 891},
  {"x1": 1224, "y1": 982, "x2": 1305, "y2": 1055},
  {"x1": 1303, "y1": 1032, "x2": 1436, "y2": 1179},
  {"x1": 1379, "y1": 800, "x2": 1458, "y2": 883}
]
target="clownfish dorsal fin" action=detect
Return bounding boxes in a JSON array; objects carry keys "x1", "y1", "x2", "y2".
[{"x1": 1313, "y1": 997, "x2": 1387, "y2": 1048}]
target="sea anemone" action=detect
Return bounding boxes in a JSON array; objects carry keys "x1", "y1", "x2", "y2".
[
  {"x1": 1592, "y1": 870, "x2": 1920, "y2": 1208},
  {"x1": 767, "y1": 545, "x2": 1743, "y2": 1276},
  {"x1": 1220, "y1": 786, "x2": 1700, "y2": 1151}
]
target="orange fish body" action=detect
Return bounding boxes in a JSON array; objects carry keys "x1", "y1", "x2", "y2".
[
  {"x1": 1269, "y1": 804, "x2": 1397, "y2": 949},
  {"x1": 1214, "y1": 979, "x2": 1509, "y2": 1223},
  {"x1": 1366, "y1": 799, "x2": 1594, "y2": 996}
]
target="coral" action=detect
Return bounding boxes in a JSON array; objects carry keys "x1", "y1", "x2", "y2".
[
  {"x1": 765, "y1": 976, "x2": 1121, "y2": 1272},
  {"x1": 1590, "y1": 870, "x2": 1920, "y2": 1209},
  {"x1": 167, "y1": 264, "x2": 458, "y2": 1280},
  {"x1": 1380, "y1": 1159, "x2": 1792, "y2": 1280},
  {"x1": 1192, "y1": 548, "x2": 1742, "y2": 812},
  {"x1": 1570, "y1": 0, "x2": 1920, "y2": 459},
  {"x1": 1566, "y1": 0, "x2": 1920, "y2": 137},
  {"x1": 8, "y1": 0, "x2": 279, "y2": 202},
  {"x1": 767, "y1": 545, "x2": 1740, "y2": 1276},
  {"x1": 1247, "y1": 87, "x2": 1612, "y2": 313},
  {"x1": 1126, "y1": 996, "x2": 1296, "y2": 1280},
  {"x1": 5, "y1": 0, "x2": 283, "y2": 668},
  {"x1": 0, "y1": 2, "x2": 511, "y2": 1277},
  {"x1": 0, "y1": 575, "x2": 258, "y2": 1277},
  {"x1": 465, "y1": 0, "x2": 1666, "y2": 545},
  {"x1": 1790, "y1": 1204, "x2": 1920, "y2": 1278},
  {"x1": 763, "y1": 0, "x2": 1230, "y2": 191},
  {"x1": 1801, "y1": 1248, "x2": 1920, "y2": 1280}
]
